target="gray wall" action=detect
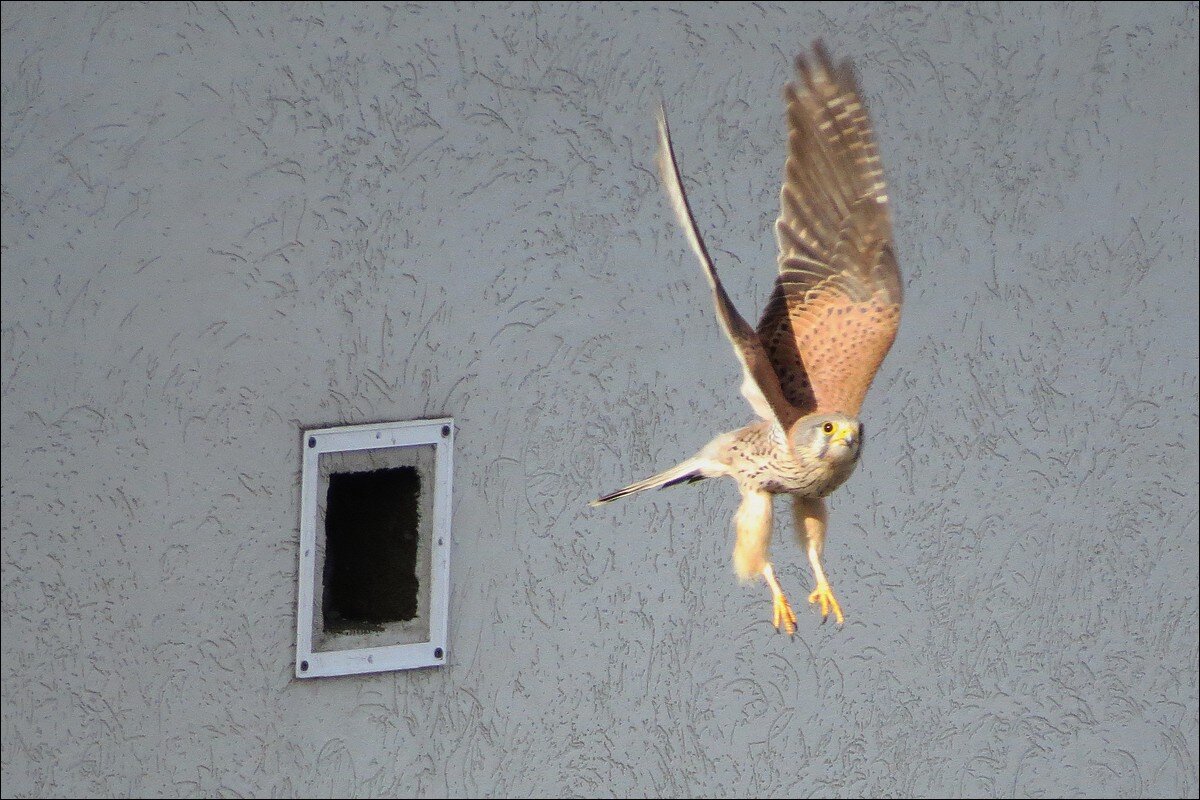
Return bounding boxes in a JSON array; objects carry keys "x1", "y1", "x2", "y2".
[{"x1": 2, "y1": 2, "x2": 1197, "y2": 797}]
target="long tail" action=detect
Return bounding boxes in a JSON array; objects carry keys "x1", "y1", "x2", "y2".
[{"x1": 590, "y1": 456, "x2": 717, "y2": 507}]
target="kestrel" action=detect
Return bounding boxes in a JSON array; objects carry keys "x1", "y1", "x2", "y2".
[{"x1": 591, "y1": 43, "x2": 903, "y2": 634}]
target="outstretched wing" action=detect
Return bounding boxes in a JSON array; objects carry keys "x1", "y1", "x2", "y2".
[
  {"x1": 757, "y1": 43, "x2": 903, "y2": 417},
  {"x1": 656, "y1": 104, "x2": 798, "y2": 428}
]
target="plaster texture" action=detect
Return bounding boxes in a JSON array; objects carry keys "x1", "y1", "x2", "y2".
[{"x1": 2, "y1": 2, "x2": 1197, "y2": 797}]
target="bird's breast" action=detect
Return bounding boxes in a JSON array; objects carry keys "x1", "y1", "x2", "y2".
[{"x1": 739, "y1": 442, "x2": 859, "y2": 497}]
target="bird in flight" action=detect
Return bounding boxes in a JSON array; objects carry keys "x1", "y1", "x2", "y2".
[{"x1": 592, "y1": 43, "x2": 903, "y2": 634}]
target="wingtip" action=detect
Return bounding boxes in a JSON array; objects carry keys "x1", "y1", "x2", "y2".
[
  {"x1": 654, "y1": 99, "x2": 671, "y2": 143},
  {"x1": 794, "y1": 38, "x2": 858, "y2": 91},
  {"x1": 811, "y1": 38, "x2": 833, "y2": 67}
]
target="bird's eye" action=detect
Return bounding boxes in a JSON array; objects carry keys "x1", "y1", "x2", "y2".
[{"x1": 823, "y1": 422, "x2": 835, "y2": 434}]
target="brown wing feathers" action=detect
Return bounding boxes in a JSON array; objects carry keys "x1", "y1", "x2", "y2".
[
  {"x1": 653, "y1": 43, "x2": 901, "y2": 425},
  {"x1": 758, "y1": 43, "x2": 902, "y2": 417}
]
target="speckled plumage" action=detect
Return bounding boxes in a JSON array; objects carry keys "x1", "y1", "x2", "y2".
[
  {"x1": 593, "y1": 43, "x2": 903, "y2": 634},
  {"x1": 719, "y1": 419, "x2": 859, "y2": 498}
]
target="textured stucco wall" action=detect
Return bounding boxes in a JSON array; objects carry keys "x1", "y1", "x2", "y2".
[{"x1": 2, "y1": 2, "x2": 1197, "y2": 797}]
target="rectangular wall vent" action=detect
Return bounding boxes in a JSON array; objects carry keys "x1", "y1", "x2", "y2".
[{"x1": 295, "y1": 418, "x2": 453, "y2": 677}]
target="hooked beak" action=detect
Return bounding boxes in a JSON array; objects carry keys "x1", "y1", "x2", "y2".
[{"x1": 831, "y1": 422, "x2": 857, "y2": 449}]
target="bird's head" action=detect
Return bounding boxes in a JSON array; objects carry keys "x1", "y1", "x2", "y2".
[{"x1": 789, "y1": 412, "x2": 863, "y2": 464}]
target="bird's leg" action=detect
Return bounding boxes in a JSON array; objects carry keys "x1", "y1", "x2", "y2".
[
  {"x1": 763, "y1": 562, "x2": 797, "y2": 636},
  {"x1": 733, "y1": 488, "x2": 795, "y2": 635},
  {"x1": 793, "y1": 497, "x2": 844, "y2": 625}
]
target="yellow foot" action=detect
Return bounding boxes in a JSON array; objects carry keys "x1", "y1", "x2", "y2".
[
  {"x1": 808, "y1": 581, "x2": 845, "y2": 626},
  {"x1": 772, "y1": 592, "x2": 798, "y2": 636}
]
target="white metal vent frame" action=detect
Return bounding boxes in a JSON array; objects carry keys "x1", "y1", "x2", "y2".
[{"x1": 295, "y1": 417, "x2": 453, "y2": 678}]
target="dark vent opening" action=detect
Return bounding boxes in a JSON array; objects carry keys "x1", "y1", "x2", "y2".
[{"x1": 322, "y1": 466, "x2": 420, "y2": 632}]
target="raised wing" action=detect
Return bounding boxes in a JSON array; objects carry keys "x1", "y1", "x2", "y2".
[
  {"x1": 656, "y1": 104, "x2": 798, "y2": 428},
  {"x1": 757, "y1": 43, "x2": 903, "y2": 417}
]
